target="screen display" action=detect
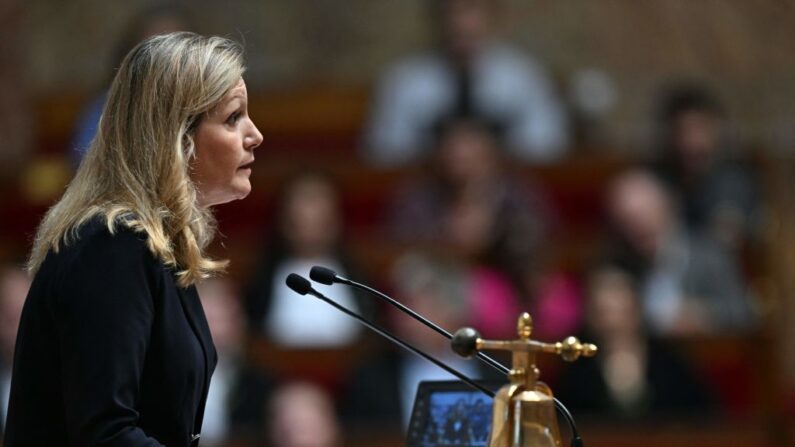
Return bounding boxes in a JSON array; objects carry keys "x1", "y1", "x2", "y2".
[{"x1": 408, "y1": 382, "x2": 496, "y2": 447}]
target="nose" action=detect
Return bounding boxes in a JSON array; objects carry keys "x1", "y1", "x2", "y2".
[{"x1": 246, "y1": 120, "x2": 264, "y2": 151}]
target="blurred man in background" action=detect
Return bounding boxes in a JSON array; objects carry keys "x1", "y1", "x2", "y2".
[
  {"x1": 604, "y1": 169, "x2": 755, "y2": 335},
  {"x1": 364, "y1": 0, "x2": 568, "y2": 166},
  {"x1": 653, "y1": 84, "x2": 763, "y2": 254}
]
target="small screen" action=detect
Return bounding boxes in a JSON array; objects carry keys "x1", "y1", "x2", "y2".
[{"x1": 407, "y1": 381, "x2": 500, "y2": 447}]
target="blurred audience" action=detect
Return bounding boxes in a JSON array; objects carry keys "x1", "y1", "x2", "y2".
[
  {"x1": 246, "y1": 172, "x2": 372, "y2": 348},
  {"x1": 198, "y1": 278, "x2": 272, "y2": 447},
  {"x1": 653, "y1": 84, "x2": 763, "y2": 253},
  {"x1": 265, "y1": 381, "x2": 341, "y2": 447},
  {"x1": 388, "y1": 116, "x2": 531, "y2": 336},
  {"x1": 70, "y1": 5, "x2": 192, "y2": 165},
  {"x1": 0, "y1": 266, "x2": 29, "y2": 435},
  {"x1": 389, "y1": 115, "x2": 549, "y2": 273},
  {"x1": 342, "y1": 253, "x2": 485, "y2": 433},
  {"x1": 556, "y1": 263, "x2": 714, "y2": 421},
  {"x1": 520, "y1": 257, "x2": 582, "y2": 342},
  {"x1": 364, "y1": 0, "x2": 568, "y2": 166},
  {"x1": 388, "y1": 115, "x2": 578, "y2": 339},
  {"x1": 604, "y1": 168, "x2": 755, "y2": 335}
]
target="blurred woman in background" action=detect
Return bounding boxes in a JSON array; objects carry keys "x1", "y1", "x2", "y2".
[
  {"x1": 246, "y1": 172, "x2": 372, "y2": 349},
  {"x1": 557, "y1": 262, "x2": 714, "y2": 420}
]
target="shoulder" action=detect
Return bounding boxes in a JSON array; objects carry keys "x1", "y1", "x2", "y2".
[
  {"x1": 63, "y1": 217, "x2": 156, "y2": 268},
  {"x1": 379, "y1": 52, "x2": 448, "y2": 88},
  {"x1": 43, "y1": 216, "x2": 166, "y2": 295},
  {"x1": 479, "y1": 42, "x2": 552, "y2": 83},
  {"x1": 28, "y1": 217, "x2": 168, "y2": 325}
]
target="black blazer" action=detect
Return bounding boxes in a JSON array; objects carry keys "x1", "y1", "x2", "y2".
[{"x1": 5, "y1": 218, "x2": 217, "y2": 446}]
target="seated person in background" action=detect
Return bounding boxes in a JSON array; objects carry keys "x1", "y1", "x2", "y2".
[
  {"x1": 245, "y1": 172, "x2": 372, "y2": 348},
  {"x1": 556, "y1": 263, "x2": 714, "y2": 421},
  {"x1": 198, "y1": 278, "x2": 272, "y2": 447},
  {"x1": 265, "y1": 381, "x2": 341, "y2": 447},
  {"x1": 604, "y1": 168, "x2": 755, "y2": 336},
  {"x1": 652, "y1": 84, "x2": 763, "y2": 253},
  {"x1": 389, "y1": 115, "x2": 575, "y2": 338},
  {"x1": 389, "y1": 115, "x2": 549, "y2": 261},
  {"x1": 364, "y1": 0, "x2": 568, "y2": 166},
  {"x1": 0, "y1": 266, "x2": 30, "y2": 434},
  {"x1": 342, "y1": 253, "x2": 489, "y2": 434}
]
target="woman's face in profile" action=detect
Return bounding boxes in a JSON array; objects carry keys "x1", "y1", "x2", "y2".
[{"x1": 192, "y1": 79, "x2": 263, "y2": 207}]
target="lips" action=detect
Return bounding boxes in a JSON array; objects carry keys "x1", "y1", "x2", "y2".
[{"x1": 238, "y1": 159, "x2": 255, "y2": 170}]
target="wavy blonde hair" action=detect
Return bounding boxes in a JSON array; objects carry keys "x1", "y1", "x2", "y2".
[{"x1": 28, "y1": 32, "x2": 245, "y2": 287}]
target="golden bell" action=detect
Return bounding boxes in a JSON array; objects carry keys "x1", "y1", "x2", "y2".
[{"x1": 451, "y1": 312, "x2": 597, "y2": 447}]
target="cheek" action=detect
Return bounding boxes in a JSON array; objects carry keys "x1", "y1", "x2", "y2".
[
  {"x1": 194, "y1": 134, "x2": 239, "y2": 184},
  {"x1": 190, "y1": 122, "x2": 252, "y2": 206}
]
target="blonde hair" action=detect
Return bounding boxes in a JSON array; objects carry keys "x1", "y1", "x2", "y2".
[{"x1": 28, "y1": 32, "x2": 245, "y2": 287}]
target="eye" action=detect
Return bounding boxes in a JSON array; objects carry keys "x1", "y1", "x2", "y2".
[{"x1": 226, "y1": 111, "x2": 242, "y2": 125}]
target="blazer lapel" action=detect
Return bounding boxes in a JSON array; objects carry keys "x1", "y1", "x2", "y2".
[
  {"x1": 177, "y1": 285, "x2": 217, "y2": 388},
  {"x1": 177, "y1": 285, "x2": 217, "y2": 438}
]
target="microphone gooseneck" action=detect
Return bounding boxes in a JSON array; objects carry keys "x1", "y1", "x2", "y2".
[
  {"x1": 312, "y1": 264, "x2": 501, "y2": 357},
  {"x1": 309, "y1": 266, "x2": 508, "y2": 373},
  {"x1": 284, "y1": 274, "x2": 495, "y2": 399},
  {"x1": 308, "y1": 265, "x2": 586, "y2": 447}
]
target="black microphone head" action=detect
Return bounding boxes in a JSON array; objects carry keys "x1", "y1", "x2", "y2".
[
  {"x1": 309, "y1": 266, "x2": 338, "y2": 285},
  {"x1": 451, "y1": 327, "x2": 481, "y2": 358},
  {"x1": 285, "y1": 274, "x2": 313, "y2": 296}
]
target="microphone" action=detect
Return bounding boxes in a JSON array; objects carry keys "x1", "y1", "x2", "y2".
[
  {"x1": 308, "y1": 266, "x2": 347, "y2": 286},
  {"x1": 308, "y1": 265, "x2": 585, "y2": 447},
  {"x1": 285, "y1": 273, "x2": 313, "y2": 295},
  {"x1": 284, "y1": 273, "x2": 495, "y2": 398},
  {"x1": 310, "y1": 266, "x2": 509, "y2": 373}
]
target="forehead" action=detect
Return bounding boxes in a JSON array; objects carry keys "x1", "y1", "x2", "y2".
[
  {"x1": 223, "y1": 79, "x2": 247, "y2": 101},
  {"x1": 210, "y1": 80, "x2": 246, "y2": 114}
]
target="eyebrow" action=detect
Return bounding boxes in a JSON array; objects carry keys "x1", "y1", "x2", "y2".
[
  {"x1": 230, "y1": 92, "x2": 248, "y2": 103},
  {"x1": 229, "y1": 90, "x2": 246, "y2": 100},
  {"x1": 221, "y1": 96, "x2": 246, "y2": 111}
]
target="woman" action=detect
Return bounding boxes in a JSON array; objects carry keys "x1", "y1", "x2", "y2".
[
  {"x1": 245, "y1": 171, "x2": 370, "y2": 349},
  {"x1": 5, "y1": 32, "x2": 263, "y2": 446}
]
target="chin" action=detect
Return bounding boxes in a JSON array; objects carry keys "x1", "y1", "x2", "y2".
[
  {"x1": 235, "y1": 190, "x2": 251, "y2": 201},
  {"x1": 233, "y1": 182, "x2": 252, "y2": 201},
  {"x1": 201, "y1": 185, "x2": 252, "y2": 208}
]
